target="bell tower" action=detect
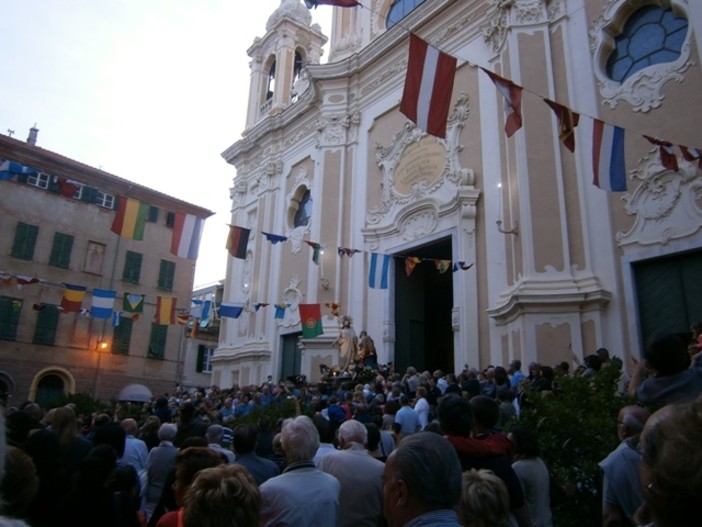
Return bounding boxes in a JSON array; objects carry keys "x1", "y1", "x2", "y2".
[{"x1": 245, "y1": 0, "x2": 328, "y2": 130}]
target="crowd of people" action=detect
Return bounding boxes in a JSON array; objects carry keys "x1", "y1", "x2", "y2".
[{"x1": 1, "y1": 330, "x2": 701, "y2": 527}]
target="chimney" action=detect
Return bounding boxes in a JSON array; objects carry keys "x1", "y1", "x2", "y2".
[{"x1": 26, "y1": 125, "x2": 39, "y2": 146}]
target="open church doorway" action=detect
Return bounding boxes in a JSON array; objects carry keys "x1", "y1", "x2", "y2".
[
  {"x1": 633, "y1": 248, "x2": 702, "y2": 348},
  {"x1": 394, "y1": 237, "x2": 454, "y2": 374}
]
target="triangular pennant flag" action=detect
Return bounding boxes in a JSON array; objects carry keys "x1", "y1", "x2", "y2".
[
  {"x1": 304, "y1": 241, "x2": 323, "y2": 265},
  {"x1": 262, "y1": 231, "x2": 288, "y2": 244},
  {"x1": 592, "y1": 118, "x2": 627, "y2": 192},
  {"x1": 254, "y1": 303, "x2": 269, "y2": 311},
  {"x1": 405, "y1": 256, "x2": 422, "y2": 277},
  {"x1": 325, "y1": 303, "x2": 341, "y2": 317},
  {"x1": 60, "y1": 284, "x2": 87, "y2": 312},
  {"x1": 644, "y1": 136, "x2": 679, "y2": 171},
  {"x1": 304, "y1": 0, "x2": 359, "y2": 8},
  {"x1": 219, "y1": 302, "x2": 244, "y2": 319},
  {"x1": 176, "y1": 313, "x2": 190, "y2": 325},
  {"x1": 369, "y1": 253, "x2": 391, "y2": 289},
  {"x1": 544, "y1": 99, "x2": 580, "y2": 153},
  {"x1": 434, "y1": 260, "x2": 451, "y2": 274},
  {"x1": 111, "y1": 197, "x2": 150, "y2": 240},
  {"x1": 226, "y1": 225, "x2": 250, "y2": 259},
  {"x1": 299, "y1": 304, "x2": 324, "y2": 338},
  {"x1": 274, "y1": 304, "x2": 288, "y2": 319},
  {"x1": 91, "y1": 288, "x2": 116, "y2": 319},
  {"x1": 155, "y1": 296, "x2": 177, "y2": 325},
  {"x1": 452, "y1": 261, "x2": 474, "y2": 272},
  {"x1": 123, "y1": 293, "x2": 145, "y2": 314},
  {"x1": 482, "y1": 68, "x2": 523, "y2": 138},
  {"x1": 680, "y1": 145, "x2": 702, "y2": 168},
  {"x1": 337, "y1": 247, "x2": 362, "y2": 257},
  {"x1": 400, "y1": 33, "x2": 457, "y2": 138},
  {"x1": 171, "y1": 212, "x2": 204, "y2": 260}
]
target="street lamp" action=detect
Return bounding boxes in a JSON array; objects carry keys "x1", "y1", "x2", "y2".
[{"x1": 93, "y1": 339, "x2": 109, "y2": 399}]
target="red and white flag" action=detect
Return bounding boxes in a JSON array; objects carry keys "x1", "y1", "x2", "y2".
[
  {"x1": 680, "y1": 145, "x2": 702, "y2": 168},
  {"x1": 483, "y1": 68, "x2": 523, "y2": 138},
  {"x1": 400, "y1": 33, "x2": 457, "y2": 139},
  {"x1": 644, "y1": 136, "x2": 678, "y2": 171}
]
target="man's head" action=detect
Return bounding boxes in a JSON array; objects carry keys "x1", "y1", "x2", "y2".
[
  {"x1": 232, "y1": 424, "x2": 257, "y2": 455},
  {"x1": 617, "y1": 405, "x2": 650, "y2": 442},
  {"x1": 644, "y1": 334, "x2": 690, "y2": 376},
  {"x1": 158, "y1": 423, "x2": 178, "y2": 442},
  {"x1": 508, "y1": 360, "x2": 522, "y2": 374},
  {"x1": 469, "y1": 395, "x2": 500, "y2": 433},
  {"x1": 206, "y1": 424, "x2": 225, "y2": 446},
  {"x1": 437, "y1": 394, "x2": 473, "y2": 437},
  {"x1": 174, "y1": 446, "x2": 224, "y2": 507},
  {"x1": 280, "y1": 415, "x2": 319, "y2": 463},
  {"x1": 338, "y1": 419, "x2": 367, "y2": 448},
  {"x1": 120, "y1": 418, "x2": 138, "y2": 437},
  {"x1": 383, "y1": 432, "x2": 462, "y2": 527}
]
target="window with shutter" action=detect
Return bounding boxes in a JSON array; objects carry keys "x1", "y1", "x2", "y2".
[
  {"x1": 158, "y1": 260, "x2": 176, "y2": 291},
  {"x1": 33, "y1": 304, "x2": 59, "y2": 345},
  {"x1": 49, "y1": 232, "x2": 74, "y2": 269},
  {"x1": 0, "y1": 297, "x2": 22, "y2": 340},
  {"x1": 148, "y1": 323, "x2": 168, "y2": 359},
  {"x1": 122, "y1": 251, "x2": 143, "y2": 284},
  {"x1": 11, "y1": 222, "x2": 38, "y2": 260},
  {"x1": 112, "y1": 316, "x2": 133, "y2": 354}
]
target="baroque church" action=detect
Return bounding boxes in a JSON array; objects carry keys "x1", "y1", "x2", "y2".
[{"x1": 212, "y1": 0, "x2": 702, "y2": 387}]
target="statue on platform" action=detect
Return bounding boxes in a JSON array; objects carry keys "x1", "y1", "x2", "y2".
[{"x1": 332, "y1": 315, "x2": 358, "y2": 371}]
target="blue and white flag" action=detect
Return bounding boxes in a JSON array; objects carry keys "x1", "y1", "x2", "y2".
[
  {"x1": 91, "y1": 288, "x2": 117, "y2": 319},
  {"x1": 369, "y1": 252, "x2": 391, "y2": 289},
  {"x1": 219, "y1": 302, "x2": 244, "y2": 319}
]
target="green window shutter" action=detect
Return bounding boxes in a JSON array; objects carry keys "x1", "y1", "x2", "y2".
[
  {"x1": 122, "y1": 251, "x2": 143, "y2": 284},
  {"x1": 158, "y1": 260, "x2": 176, "y2": 291},
  {"x1": 148, "y1": 206, "x2": 159, "y2": 222},
  {"x1": 112, "y1": 316, "x2": 133, "y2": 354},
  {"x1": 11, "y1": 222, "x2": 38, "y2": 260},
  {"x1": 33, "y1": 304, "x2": 59, "y2": 345},
  {"x1": 148, "y1": 323, "x2": 168, "y2": 359},
  {"x1": 80, "y1": 186, "x2": 98, "y2": 203},
  {"x1": 0, "y1": 296, "x2": 23, "y2": 340},
  {"x1": 196, "y1": 344, "x2": 206, "y2": 372},
  {"x1": 49, "y1": 232, "x2": 74, "y2": 269}
]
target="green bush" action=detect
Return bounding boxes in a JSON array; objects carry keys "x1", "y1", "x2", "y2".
[{"x1": 517, "y1": 362, "x2": 628, "y2": 527}]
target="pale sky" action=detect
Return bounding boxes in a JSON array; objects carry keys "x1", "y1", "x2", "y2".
[{"x1": 0, "y1": 0, "x2": 332, "y2": 288}]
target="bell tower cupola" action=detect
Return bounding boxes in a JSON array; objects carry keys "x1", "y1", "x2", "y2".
[{"x1": 245, "y1": 0, "x2": 327, "y2": 130}]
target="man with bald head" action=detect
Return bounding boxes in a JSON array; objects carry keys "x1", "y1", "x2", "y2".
[
  {"x1": 383, "y1": 432, "x2": 462, "y2": 527},
  {"x1": 317, "y1": 419, "x2": 385, "y2": 527},
  {"x1": 598, "y1": 405, "x2": 651, "y2": 526}
]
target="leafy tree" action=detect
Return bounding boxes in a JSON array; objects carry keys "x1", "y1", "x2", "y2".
[{"x1": 517, "y1": 361, "x2": 628, "y2": 527}]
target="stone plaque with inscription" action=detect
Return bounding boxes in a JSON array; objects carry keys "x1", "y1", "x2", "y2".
[{"x1": 393, "y1": 136, "x2": 446, "y2": 195}]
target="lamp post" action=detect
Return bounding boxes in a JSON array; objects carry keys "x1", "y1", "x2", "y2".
[{"x1": 93, "y1": 339, "x2": 109, "y2": 399}]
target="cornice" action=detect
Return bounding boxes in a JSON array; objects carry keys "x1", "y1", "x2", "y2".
[{"x1": 0, "y1": 134, "x2": 214, "y2": 217}]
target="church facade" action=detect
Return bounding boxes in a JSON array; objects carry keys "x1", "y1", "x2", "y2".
[{"x1": 214, "y1": 0, "x2": 702, "y2": 387}]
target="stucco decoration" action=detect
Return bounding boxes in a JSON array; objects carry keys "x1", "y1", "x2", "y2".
[
  {"x1": 277, "y1": 276, "x2": 303, "y2": 329},
  {"x1": 231, "y1": 179, "x2": 247, "y2": 207},
  {"x1": 590, "y1": 0, "x2": 694, "y2": 112},
  {"x1": 259, "y1": 160, "x2": 282, "y2": 194},
  {"x1": 238, "y1": 303, "x2": 250, "y2": 337},
  {"x1": 616, "y1": 151, "x2": 702, "y2": 246},
  {"x1": 400, "y1": 209, "x2": 438, "y2": 242},
  {"x1": 483, "y1": 0, "x2": 514, "y2": 53},
  {"x1": 316, "y1": 113, "x2": 354, "y2": 148},
  {"x1": 286, "y1": 170, "x2": 313, "y2": 254},
  {"x1": 242, "y1": 251, "x2": 253, "y2": 295},
  {"x1": 367, "y1": 92, "x2": 474, "y2": 233},
  {"x1": 514, "y1": 0, "x2": 548, "y2": 24}
]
